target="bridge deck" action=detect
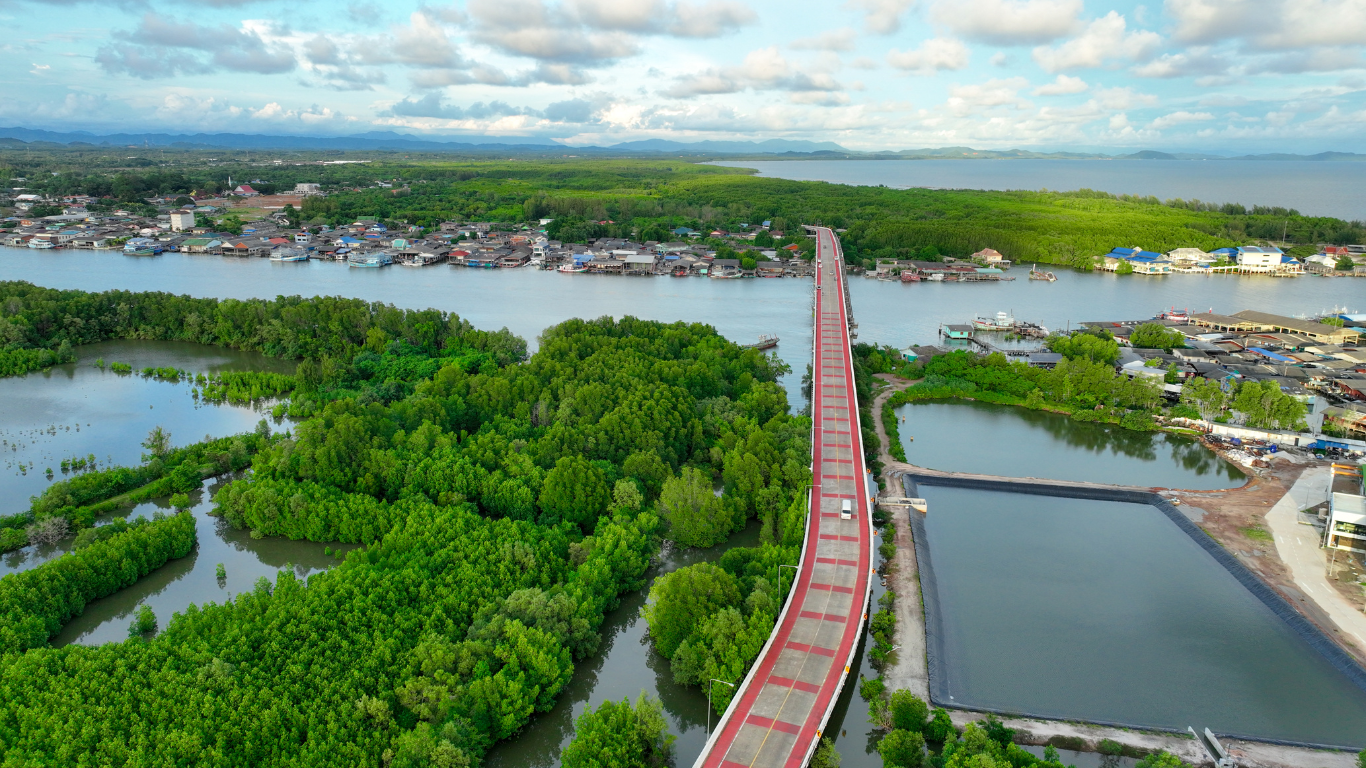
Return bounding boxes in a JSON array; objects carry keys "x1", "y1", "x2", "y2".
[{"x1": 695, "y1": 228, "x2": 873, "y2": 768}]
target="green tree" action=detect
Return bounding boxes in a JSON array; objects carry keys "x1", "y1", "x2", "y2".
[
  {"x1": 879, "y1": 729, "x2": 926, "y2": 768},
  {"x1": 561, "y1": 693, "x2": 675, "y2": 768},
  {"x1": 1232, "y1": 379, "x2": 1307, "y2": 430},
  {"x1": 924, "y1": 708, "x2": 955, "y2": 742},
  {"x1": 660, "y1": 466, "x2": 729, "y2": 547},
  {"x1": 1136, "y1": 751, "x2": 1194, "y2": 768},
  {"x1": 539, "y1": 455, "x2": 611, "y2": 531},
  {"x1": 811, "y1": 737, "x2": 842, "y2": 768},
  {"x1": 1181, "y1": 376, "x2": 1227, "y2": 421},
  {"x1": 753, "y1": 229, "x2": 775, "y2": 247},
  {"x1": 128, "y1": 604, "x2": 157, "y2": 637},
  {"x1": 1336, "y1": 254, "x2": 1355, "y2": 271},
  {"x1": 643, "y1": 562, "x2": 741, "y2": 658},
  {"x1": 623, "y1": 451, "x2": 671, "y2": 499},
  {"x1": 1130, "y1": 322, "x2": 1186, "y2": 351},
  {"x1": 889, "y1": 690, "x2": 929, "y2": 732},
  {"x1": 169, "y1": 493, "x2": 192, "y2": 512},
  {"x1": 1047, "y1": 329, "x2": 1119, "y2": 365},
  {"x1": 142, "y1": 426, "x2": 171, "y2": 461},
  {"x1": 1115, "y1": 259, "x2": 1135, "y2": 275}
]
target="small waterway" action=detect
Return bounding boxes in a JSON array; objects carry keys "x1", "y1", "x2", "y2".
[
  {"x1": 38, "y1": 474, "x2": 350, "y2": 647},
  {"x1": 919, "y1": 486, "x2": 1366, "y2": 748},
  {"x1": 484, "y1": 520, "x2": 764, "y2": 768},
  {"x1": 0, "y1": 339, "x2": 293, "y2": 513},
  {"x1": 895, "y1": 400, "x2": 1245, "y2": 490}
]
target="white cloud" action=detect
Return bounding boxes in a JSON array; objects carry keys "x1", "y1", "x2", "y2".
[
  {"x1": 1149, "y1": 110, "x2": 1215, "y2": 128},
  {"x1": 934, "y1": 0, "x2": 1081, "y2": 45},
  {"x1": 1131, "y1": 48, "x2": 1231, "y2": 78},
  {"x1": 791, "y1": 28, "x2": 858, "y2": 51},
  {"x1": 664, "y1": 46, "x2": 842, "y2": 97},
  {"x1": 888, "y1": 38, "x2": 970, "y2": 74},
  {"x1": 465, "y1": 0, "x2": 754, "y2": 65},
  {"x1": 1033, "y1": 74, "x2": 1088, "y2": 94},
  {"x1": 96, "y1": 15, "x2": 297, "y2": 78},
  {"x1": 1166, "y1": 0, "x2": 1366, "y2": 48},
  {"x1": 945, "y1": 77, "x2": 1032, "y2": 115},
  {"x1": 1091, "y1": 86, "x2": 1158, "y2": 109},
  {"x1": 845, "y1": 0, "x2": 916, "y2": 33},
  {"x1": 1031, "y1": 12, "x2": 1160, "y2": 72}
]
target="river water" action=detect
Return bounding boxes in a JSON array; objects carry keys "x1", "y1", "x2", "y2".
[
  {"x1": 486, "y1": 521, "x2": 764, "y2": 768},
  {"x1": 894, "y1": 401, "x2": 1246, "y2": 490},
  {"x1": 920, "y1": 486, "x2": 1366, "y2": 748},
  {"x1": 0, "y1": 473, "x2": 347, "y2": 647},
  {"x1": 3, "y1": 248, "x2": 1364, "y2": 752},
  {"x1": 0, "y1": 339, "x2": 292, "y2": 515},
  {"x1": 713, "y1": 159, "x2": 1366, "y2": 222}
]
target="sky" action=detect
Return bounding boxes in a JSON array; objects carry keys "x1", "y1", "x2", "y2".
[{"x1": 4, "y1": 0, "x2": 1366, "y2": 152}]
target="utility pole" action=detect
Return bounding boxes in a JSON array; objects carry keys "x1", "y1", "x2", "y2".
[{"x1": 707, "y1": 679, "x2": 736, "y2": 739}]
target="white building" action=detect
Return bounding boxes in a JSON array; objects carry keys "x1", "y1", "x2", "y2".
[
  {"x1": 294, "y1": 183, "x2": 322, "y2": 194},
  {"x1": 1325, "y1": 463, "x2": 1366, "y2": 553},
  {"x1": 169, "y1": 211, "x2": 196, "y2": 231},
  {"x1": 1236, "y1": 246, "x2": 1283, "y2": 272}
]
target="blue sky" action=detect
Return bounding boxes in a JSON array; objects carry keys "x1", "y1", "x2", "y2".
[{"x1": 4, "y1": 0, "x2": 1366, "y2": 151}]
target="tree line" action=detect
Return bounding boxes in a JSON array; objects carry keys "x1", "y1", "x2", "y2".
[{"x1": 0, "y1": 281, "x2": 526, "y2": 378}]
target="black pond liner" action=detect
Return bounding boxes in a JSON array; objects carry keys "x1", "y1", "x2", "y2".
[{"x1": 901, "y1": 473, "x2": 1366, "y2": 753}]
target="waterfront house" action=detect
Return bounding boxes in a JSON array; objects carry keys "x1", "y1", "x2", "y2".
[
  {"x1": 180, "y1": 237, "x2": 222, "y2": 254},
  {"x1": 941, "y1": 324, "x2": 974, "y2": 340},
  {"x1": 1325, "y1": 463, "x2": 1365, "y2": 553},
  {"x1": 755, "y1": 261, "x2": 785, "y2": 277},
  {"x1": 623, "y1": 253, "x2": 657, "y2": 274},
  {"x1": 1235, "y1": 246, "x2": 1284, "y2": 273},
  {"x1": 969, "y1": 248, "x2": 1011, "y2": 269}
]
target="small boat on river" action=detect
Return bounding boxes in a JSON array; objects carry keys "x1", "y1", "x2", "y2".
[
  {"x1": 270, "y1": 247, "x2": 308, "y2": 262},
  {"x1": 557, "y1": 263, "x2": 587, "y2": 273},
  {"x1": 746, "y1": 334, "x2": 779, "y2": 350},
  {"x1": 1029, "y1": 264, "x2": 1057, "y2": 281},
  {"x1": 348, "y1": 251, "x2": 393, "y2": 268},
  {"x1": 972, "y1": 311, "x2": 1015, "y2": 331}
]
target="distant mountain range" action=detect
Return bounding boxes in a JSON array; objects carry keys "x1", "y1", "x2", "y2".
[{"x1": 0, "y1": 126, "x2": 1362, "y2": 161}]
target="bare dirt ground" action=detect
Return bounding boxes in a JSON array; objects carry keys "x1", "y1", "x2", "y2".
[{"x1": 870, "y1": 374, "x2": 930, "y2": 701}]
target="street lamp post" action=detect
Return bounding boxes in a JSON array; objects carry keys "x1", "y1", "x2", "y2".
[
  {"x1": 776, "y1": 563, "x2": 799, "y2": 595},
  {"x1": 707, "y1": 679, "x2": 736, "y2": 740}
]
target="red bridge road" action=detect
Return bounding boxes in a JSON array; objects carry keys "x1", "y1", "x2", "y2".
[{"x1": 694, "y1": 227, "x2": 874, "y2": 768}]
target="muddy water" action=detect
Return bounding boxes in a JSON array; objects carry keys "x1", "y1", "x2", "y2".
[
  {"x1": 895, "y1": 400, "x2": 1245, "y2": 490},
  {"x1": 0, "y1": 339, "x2": 293, "y2": 513}
]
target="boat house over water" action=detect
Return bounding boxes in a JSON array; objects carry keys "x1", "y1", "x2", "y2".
[{"x1": 1190, "y1": 310, "x2": 1361, "y2": 344}]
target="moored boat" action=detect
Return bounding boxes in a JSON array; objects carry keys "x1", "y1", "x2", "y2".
[
  {"x1": 270, "y1": 247, "x2": 308, "y2": 262},
  {"x1": 1028, "y1": 264, "x2": 1057, "y2": 281},
  {"x1": 972, "y1": 311, "x2": 1015, "y2": 331},
  {"x1": 745, "y1": 334, "x2": 780, "y2": 350},
  {"x1": 557, "y1": 263, "x2": 587, "y2": 273},
  {"x1": 27, "y1": 239, "x2": 55, "y2": 249}
]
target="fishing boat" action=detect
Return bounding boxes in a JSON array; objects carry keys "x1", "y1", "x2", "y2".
[
  {"x1": 557, "y1": 263, "x2": 587, "y2": 273},
  {"x1": 900, "y1": 271, "x2": 921, "y2": 282},
  {"x1": 270, "y1": 247, "x2": 308, "y2": 262},
  {"x1": 745, "y1": 334, "x2": 779, "y2": 350},
  {"x1": 925, "y1": 273, "x2": 945, "y2": 282},
  {"x1": 27, "y1": 239, "x2": 55, "y2": 250},
  {"x1": 1028, "y1": 264, "x2": 1057, "y2": 282},
  {"x1": 972, "y1": 311, "x2": 1015, "y2": 331},
  {"x1": 1159, "y1": 307, "x2": 1191, "y2": 322},
  {"x1": 347, "y1": 251, "x2": 393, "y2": 268},
  {"x1": 123, "y1": 238, "x2": 162, "y2": 256},
  {"x1": 672, "y1": 267, "x2": 690, "y2": 277}
]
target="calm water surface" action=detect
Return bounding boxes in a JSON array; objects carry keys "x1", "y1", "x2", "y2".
[
  {"x1": 716, "y1": 159, "x2": 1366, "y2": 221},
  {"x1": 0, "y1": 339, "x2": 292, "y2": 514},
  {"x1": 485, "y1": 521, "x2": 763, "y2": 768},
  {"x1": 895, "y1": 400, "x2": 1245, "y2": 490},
  {"x1": 920, "y1": 486, "x2": 1366, "y2": 748},
  {"x1": 3, "y1": 247, "x2": 1360, "y2": 407},
  {"x1": 43, "y1": 474, "x2": 349, "y2": 647}
]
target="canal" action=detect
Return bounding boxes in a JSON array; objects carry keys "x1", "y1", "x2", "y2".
[
  {"x1": 485, "y1": 521, "x2": 763, "y2": 768},
  {"x1": 918, "y1": 485, "x2": 1366, "y2": 748},
  {"x1": 894, "y1": 400, "x2": 1246, "y2": 490}
]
